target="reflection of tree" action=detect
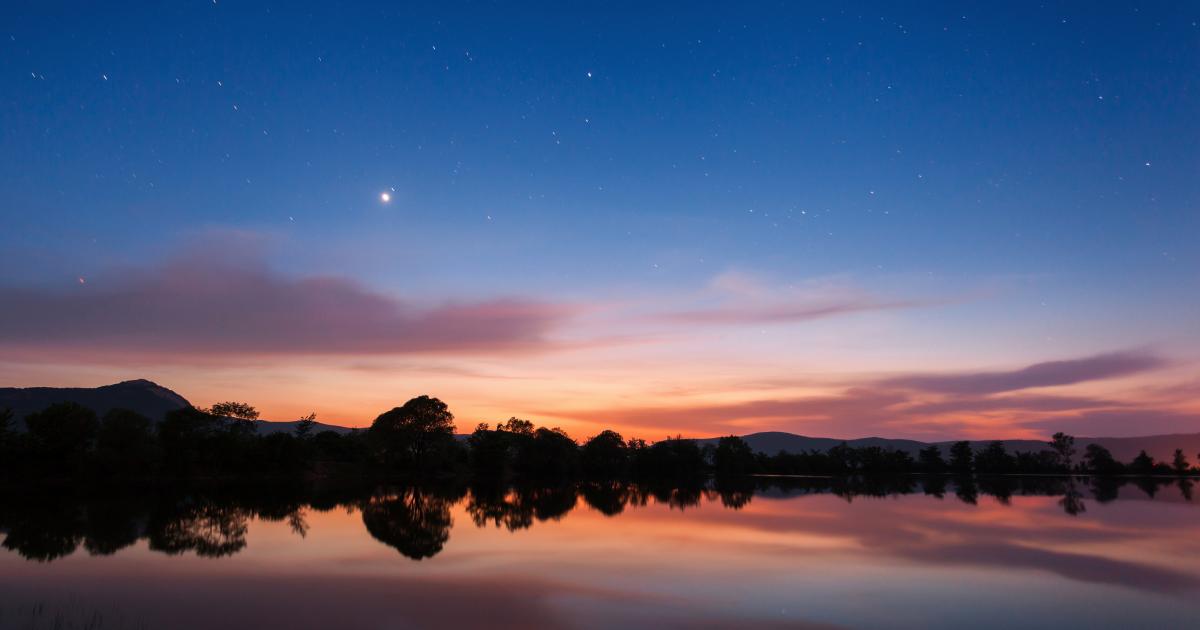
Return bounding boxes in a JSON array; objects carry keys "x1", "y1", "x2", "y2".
[
  {"x1": 0, "y1": 500, "x2": 85, "y2": 562},
  {"x1": 954, "y1": 477, "x2": 979, "y2": 505},
  {"x1": 148, "y1": 502, "x2": 250, "y2": 558},
  {"x1": 1179, "y1": 478, "x2": 1194, "y2": 502},
  {"x1": 921, "y1": 476, "x2": 947, "y2": 499},
  {"x1": 714, "y1": 476, "x2": 755, "y2": 510},
  {"x1": 82, "y1": 496, "x2": 141, "y2": 556},
  {"x1": 649, "y1": 482, "x2": 704, "y2": 510},
  {"x1": 580, "y1": 482, "x2": 630, "y2": 516},
  {"x1": 1058, "y1": 480, "x2": 1087, "y2": 516},
  {"x1": 362, "y1": 488, "x2": 454, "y2": 560},
  {"x1": 977, "y1": 477, "x2": 1013, "y2": 505},
  {"x1": 1090, "y1": 476, "x2": 1121, "y2": 503},
  {"x1": 466, "y1": 484, "x2": 577, "y2": 531}
]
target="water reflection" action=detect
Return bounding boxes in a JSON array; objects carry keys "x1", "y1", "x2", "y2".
[{"x1": 0, "y1": 476, "x2": 1194, "y2": 564}]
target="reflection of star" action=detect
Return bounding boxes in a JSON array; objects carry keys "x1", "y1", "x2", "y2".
[{"x1": 380, "y1": 192, "x2": 391, "y2": 203}]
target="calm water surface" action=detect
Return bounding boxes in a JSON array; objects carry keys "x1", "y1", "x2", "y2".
[{"x1": 1, "y1": 477, "x2": 1197, "y2": 629}]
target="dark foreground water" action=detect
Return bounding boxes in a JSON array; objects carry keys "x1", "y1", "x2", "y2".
[{"x1": 0, "y1": 476, "x2": 1197, "y2": 629}]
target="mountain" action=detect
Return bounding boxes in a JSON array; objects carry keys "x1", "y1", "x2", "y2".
[
  {"x1": 698, "y1": 431, "x2": 1200, "y2": 464},
  {"x1": 0, "y1": 379, "x2": 190, "y2": 429},
  {"x1": 0, "y1": 379, "x2": 351, "y2": 435}
]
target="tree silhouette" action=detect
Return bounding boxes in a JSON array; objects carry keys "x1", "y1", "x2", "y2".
[
  {"x1": 949, "y1": 441, "x2": 973, "y2": 474},
  {"x1": 96, "y1": 408, "x2": 156, "y2": 475},
  {"x1": 368, "y1": 396, "x2": 457, "y2": 472},
  {"x1": 581, "y1": 430, "x2": 628, "y2": 478},
  {"x1": 1172, "y1": 449, "x2": 1190, "y2": 475},
  {"x1": 713, "y1": 435, "x2": 757, "y2": 476},
  {"x1": 974, "y1": 442, "x2": 1014, "y2": 474},
  {"x1": 24, "y1": 402, "x2": 99, "y2": 473},
  {"x1": 918, "y1": 445, "x2": 946, "y2": 473},
  {"x1": 1082, "y1": 443, "x2": 1123, "y2": 474},
  {"x1": 208, "y1": 401, "x2": 260, "y2": 420},
  {"x1": 1129, "y1": 450, "x2": 1156, "y2": 475},
  {"x1": 513, "y1": 427, "x2": 579, "y2": 478},
  {"x1": 295, "y1": 412, "x2": 317, "y2": 439},
  {"x1": 1049, "y1": 432, "x2": 1076, "y2": 471}
]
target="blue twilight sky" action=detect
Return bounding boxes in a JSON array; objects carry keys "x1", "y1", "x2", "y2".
[{"x1": 1, "y1": 1, "x2": 1197, "y2": 437}]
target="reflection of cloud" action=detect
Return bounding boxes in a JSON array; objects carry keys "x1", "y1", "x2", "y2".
[
  {"x1": 0, "y1": 255, "x2": 575, "y2": 357},
  {"x1": 904, "y1": 542, "x2": 1197, "y2": 593},
  {"x1": 879, "y1": 351, "x2": 1166, "y2": 394},
  {"x1": 638, "y1": 490, "x2": 1200, "y2": 598}
]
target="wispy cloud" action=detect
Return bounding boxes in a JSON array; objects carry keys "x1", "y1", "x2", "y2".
[
  {"x1": 878, "y1": 351, "x2": 1167, "y2": 395},
  {"x1": 645, "y1": 271, "x2": 936, "y2": 326}
]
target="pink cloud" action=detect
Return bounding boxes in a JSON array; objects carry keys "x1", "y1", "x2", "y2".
[{"x1": 0, "y1": 256, "x2": 575, "y2": 357}]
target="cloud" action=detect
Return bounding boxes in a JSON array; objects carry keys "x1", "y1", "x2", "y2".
[
  {"x1": 639, "y1": 270, "x2": 938, "y2": 327},
  {"x1": 879, "y1": 351, "x2": 1167, "y2": 395},
  {"x1": 547, "y1": 388, "x2": 911, "y2": 438},
  {"x1": 0, "y1": 255, "x2": 575, "y2": 357},
  {"x1": 654, "y1": 299, "x2": 919, "y2": 326}
]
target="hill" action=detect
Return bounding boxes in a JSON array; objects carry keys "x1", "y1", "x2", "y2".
[
  {"x1": 0, "y1": 380, "x2": 350, "y2": 435},
  {"x1": 0, "y1": 379, "x2": 189, "y2": 429}
]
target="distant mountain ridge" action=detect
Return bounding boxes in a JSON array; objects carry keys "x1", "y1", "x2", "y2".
[
  {"x1": 0, "y1": 379, "x2": 189, "y2": 430},
  {"x1": 0, "y1": 379, "x2": 349, "y2": 435},
  {"x1": 695, "y1": 431, "x2": 1200, "y2": 464},
  {"x1": 2, "y1": 380, "x2": 1197, "y2": 460}
]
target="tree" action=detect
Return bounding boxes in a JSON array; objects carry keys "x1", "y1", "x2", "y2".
[
  {"x1": 513, "y1": 427, "x2": 579, "y2": 478},
  {"x1": 713, "y1": 435, "x2": 757, "y2": 476},
  {"x1": 1129, "y1": 450, "x2": 1156, "y2": 475},
  {"x1": 24, "y1": 402, "x2": 100, "y2": 470},
  {"x1": 497, "y1": 417, "x2": 534, "y2": 436},
  {"x1": 0, "y1": 407, "x2": 13, "y2": 468},
  {"x1": 157, "y1": 406, "x2": 225, "y2": 475},
  {"x1": 974, "y1": 441, "x2": 1014, "y2": 474},
  {"x1": 949, "y1": 441, "x2": 974, "y2": 474},
  {"x1": 368, "y1": 396, "x2": 457, "y2": 471},
  {"x1": 1049, "y1": 432, "x2": 1076, "y2": 471},
  {"x1": 918, "y1": 445, "x2": 946, "y2": 472},
  {"x1": 208, "y1": 401, "x2": 260, "y2": 421},
  {"x1": 208, "y1": 401, "x2": 260, "y2": 437},
  {"x1": 96, "y1": 408, "x2": 156, "y2": 474},
  {"x1": 581, "y1": 430, "x2": 628, "y2": 478},
  {"x1": 295, "y1": 412, "x2": 317, "y2": 439},
  {"x1": 1081, "y1": 444, "x2": 1122, "y2": 475},
  {"x1": 1172, "y1": 449, "x2": 1190, "y2": 475}
]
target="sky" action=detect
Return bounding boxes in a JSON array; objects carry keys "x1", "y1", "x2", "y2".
[{"x1": 1, "y1": 1, "x2": 1197, "y2": 440}]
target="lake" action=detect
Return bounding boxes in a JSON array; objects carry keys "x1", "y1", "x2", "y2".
[{"x1": 1, "y1": 476, "x2": 1197, "y2": 629}]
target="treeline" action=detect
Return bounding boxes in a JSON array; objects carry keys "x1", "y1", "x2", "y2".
[
  {"x1": 2, "y1": 398, "x2": 1198, "y2": 482},
  {"x1": 755, "y1": 434, "x2": 1199, "y2": 477}
]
